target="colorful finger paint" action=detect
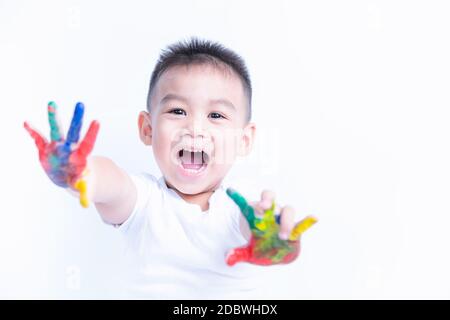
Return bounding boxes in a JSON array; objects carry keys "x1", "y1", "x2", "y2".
[
  {"x1": 24, "y1": 101, "x2": 99, "y2": 208},
  {"x1": 226, "y1": 188, "x2": 317, "y2": 266}
]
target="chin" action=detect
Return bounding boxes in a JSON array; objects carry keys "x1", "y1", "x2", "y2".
[
  {"x1": 166, "y1": 174, "x2": 223, "y2": 196},
  {"x1": 162, "y1": 175, "x2": 202, "y2": 193}
]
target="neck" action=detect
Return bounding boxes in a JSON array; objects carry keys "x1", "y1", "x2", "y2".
[
  {"x1": 165, "y1": 180, "x2": 220, "y2": 212},
  {"x1": 180, "y1": 190, "x2": 214, "y2": 211}
]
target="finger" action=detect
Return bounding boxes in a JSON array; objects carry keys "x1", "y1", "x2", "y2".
[
  {"x1": 66, "y1": 102, "x2": 85, "y2": 145},
  {"x1": 260, "y1": 190, "x2": 276, "y2": 210},
  {"x1": 227, "y1": 188, "x2": 250, "y2": 212},
  {"x1": 225, "y1": 246, "x2": 251, "y2": 266},
  {"x1": 226, "y1": 188, "x2": 257, "y2": 229},
  {"x1": 289, "y1": 215, "x2": 318, "y2": 241},
  {"x1": 24, "y1": 121, "x2": 48, "y2": 156},
  {"x1": 47, "y1": 101, "x2": 63, "y2": 141},
  {"x1": 278, "y1": 206, "x2": 296, "y2": 240},
  {"x1": 73, "y1": 179, "x2": 89, "y2": 208},
  {"x1": 72, "y1": 120, "x2": 100, "y2": 160},
  {"x1": 253, "y1": 200, "x2": 277, "y2": 214},
  {"x1": 250, "y1": 201, "x2": 264, "y2": 217},
  {"x1": 254, "y1": 201, "x2": 278, "y2": 232}
]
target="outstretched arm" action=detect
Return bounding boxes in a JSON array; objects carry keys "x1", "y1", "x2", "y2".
[{"x1": 87, "y1": 156, "x2": 136, "y2": 225}]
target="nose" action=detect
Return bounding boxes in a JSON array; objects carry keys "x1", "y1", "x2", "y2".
[
  {"x1": 174, "y1": 116, "x2": 214, "y2": 157},
  {"x1": 185, "y1": 117, "x2": 209, "y2": 139}
]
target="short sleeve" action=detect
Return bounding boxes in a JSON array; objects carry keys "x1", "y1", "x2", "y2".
[{"x1": 115, "y1": 173, "x2": 156, "y2": 236}]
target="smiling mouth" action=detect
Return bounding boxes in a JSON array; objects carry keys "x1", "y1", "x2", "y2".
[{"x1": 177, "y1": 149, "x2": 210, "y2": 173}]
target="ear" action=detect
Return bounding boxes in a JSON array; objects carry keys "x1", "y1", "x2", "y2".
[
  {"x1": 138, "y1": 111, "x2": 152, "y2": 146},
  {"x1": 237, "y1": 122, "x2": 256, "y2": 156}
]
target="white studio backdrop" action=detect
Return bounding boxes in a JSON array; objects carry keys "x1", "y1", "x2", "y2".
[{"x1": 1, "y1": 0, "x2": 450, "y2": 299}]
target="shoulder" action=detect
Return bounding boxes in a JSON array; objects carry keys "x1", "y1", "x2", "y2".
[
  {"x1": 115, "y1": 172, "x2": 163, "y2": 234},
  {"x1": 131, "y1": 172, "x2": 160, "y2": 187},
  {"x1": 129, "y1": 172, "x2": 165, "y2": 199}
]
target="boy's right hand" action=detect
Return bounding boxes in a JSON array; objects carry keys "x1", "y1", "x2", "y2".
[{"x1": 24, "y1": 101, "x2": 100, "y2": 208}]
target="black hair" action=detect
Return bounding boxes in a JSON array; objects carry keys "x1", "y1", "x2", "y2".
[{"x1": 147, "y1": 37, "x2": 252, "y2": 121}]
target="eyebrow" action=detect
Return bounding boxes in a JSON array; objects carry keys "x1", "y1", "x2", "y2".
[{"x1": 160, "y1": 93, "x2": 236, "y2": 111}]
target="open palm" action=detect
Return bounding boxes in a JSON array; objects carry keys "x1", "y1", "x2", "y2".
[
  {"x1": 226, "y1": 188, "x2": 317, "y2": 266},
  {"x1": 24, "y1": 101, "x2": 99, "y2": 207}
]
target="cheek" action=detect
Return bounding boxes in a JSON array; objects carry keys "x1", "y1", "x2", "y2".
[
  {"x1": 212, "y1": 133, "x2": 240, "y2": 166},
  {"x1": 152, "y1": 122, "x2": 175, "y2": 157}
]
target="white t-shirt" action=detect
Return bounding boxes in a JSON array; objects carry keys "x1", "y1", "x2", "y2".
[{"x1": 116, "y1": 173, "x2": 261, "y2": 299}]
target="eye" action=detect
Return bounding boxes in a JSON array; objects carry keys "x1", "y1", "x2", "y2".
[
  {"x1": 168, "y1": 108, "x2": 186, "y2": 116},
  {"x1": 209, "y1": 112, "x2": 225, "y2": 119}
]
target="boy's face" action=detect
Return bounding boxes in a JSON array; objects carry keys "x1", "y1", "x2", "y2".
[{"x1": 139, "y1": 64, "x2": 255, "y2": 195}]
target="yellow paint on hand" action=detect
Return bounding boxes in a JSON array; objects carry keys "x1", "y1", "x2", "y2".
[
  {"x1": 289, "y1": 216, "x2": 318, "y2": 241},
  {"x1": 255, "y1": 201, "x2": 276, "y2": 231},
  {"x1": 74, "y1": 179, "x2": 89, "y2": 208},
  {"x1": 255, "y1": 220, "x2": 267, "y2": 231}
]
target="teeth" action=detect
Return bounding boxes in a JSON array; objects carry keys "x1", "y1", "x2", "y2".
[
  {"x1": 182, "y1": 148, "x2": 203, "y2": 153},
  {"x1": 178, "y1": 148, "x2": 209, "y2": 157},
  {"x1": 178, "y1": 149, "x2": 204, "y2": 165}
]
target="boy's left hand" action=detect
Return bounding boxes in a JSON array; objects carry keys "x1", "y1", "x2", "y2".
[{"x1": 225, "y1": 188, "x2": 317, "y2": 266}]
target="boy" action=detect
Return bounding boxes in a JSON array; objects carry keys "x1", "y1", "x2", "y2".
[{"x1": 24, "y1": 37, "x2": 316, "y2": 299}]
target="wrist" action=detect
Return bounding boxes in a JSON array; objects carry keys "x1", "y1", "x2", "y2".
[
  {"x1": 82, "y1": 158, "x2": 97, "y2": 202},
  {"x1": 66, "y1": 159, "x2": 96, "y2": 202}
]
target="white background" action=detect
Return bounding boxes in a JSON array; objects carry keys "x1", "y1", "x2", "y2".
[{"x1": 1, "y1": 0, "x2": 450, "y2": 299}]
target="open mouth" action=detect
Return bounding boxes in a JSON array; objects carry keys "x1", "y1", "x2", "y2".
[{"x1": 177, "y1": 148, "x2": 210, "y2": 174}]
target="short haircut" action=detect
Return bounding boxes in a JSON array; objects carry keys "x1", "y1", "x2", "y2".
[{"x1": 147, "y1": 37, "x2": 252, "y2": 121}]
